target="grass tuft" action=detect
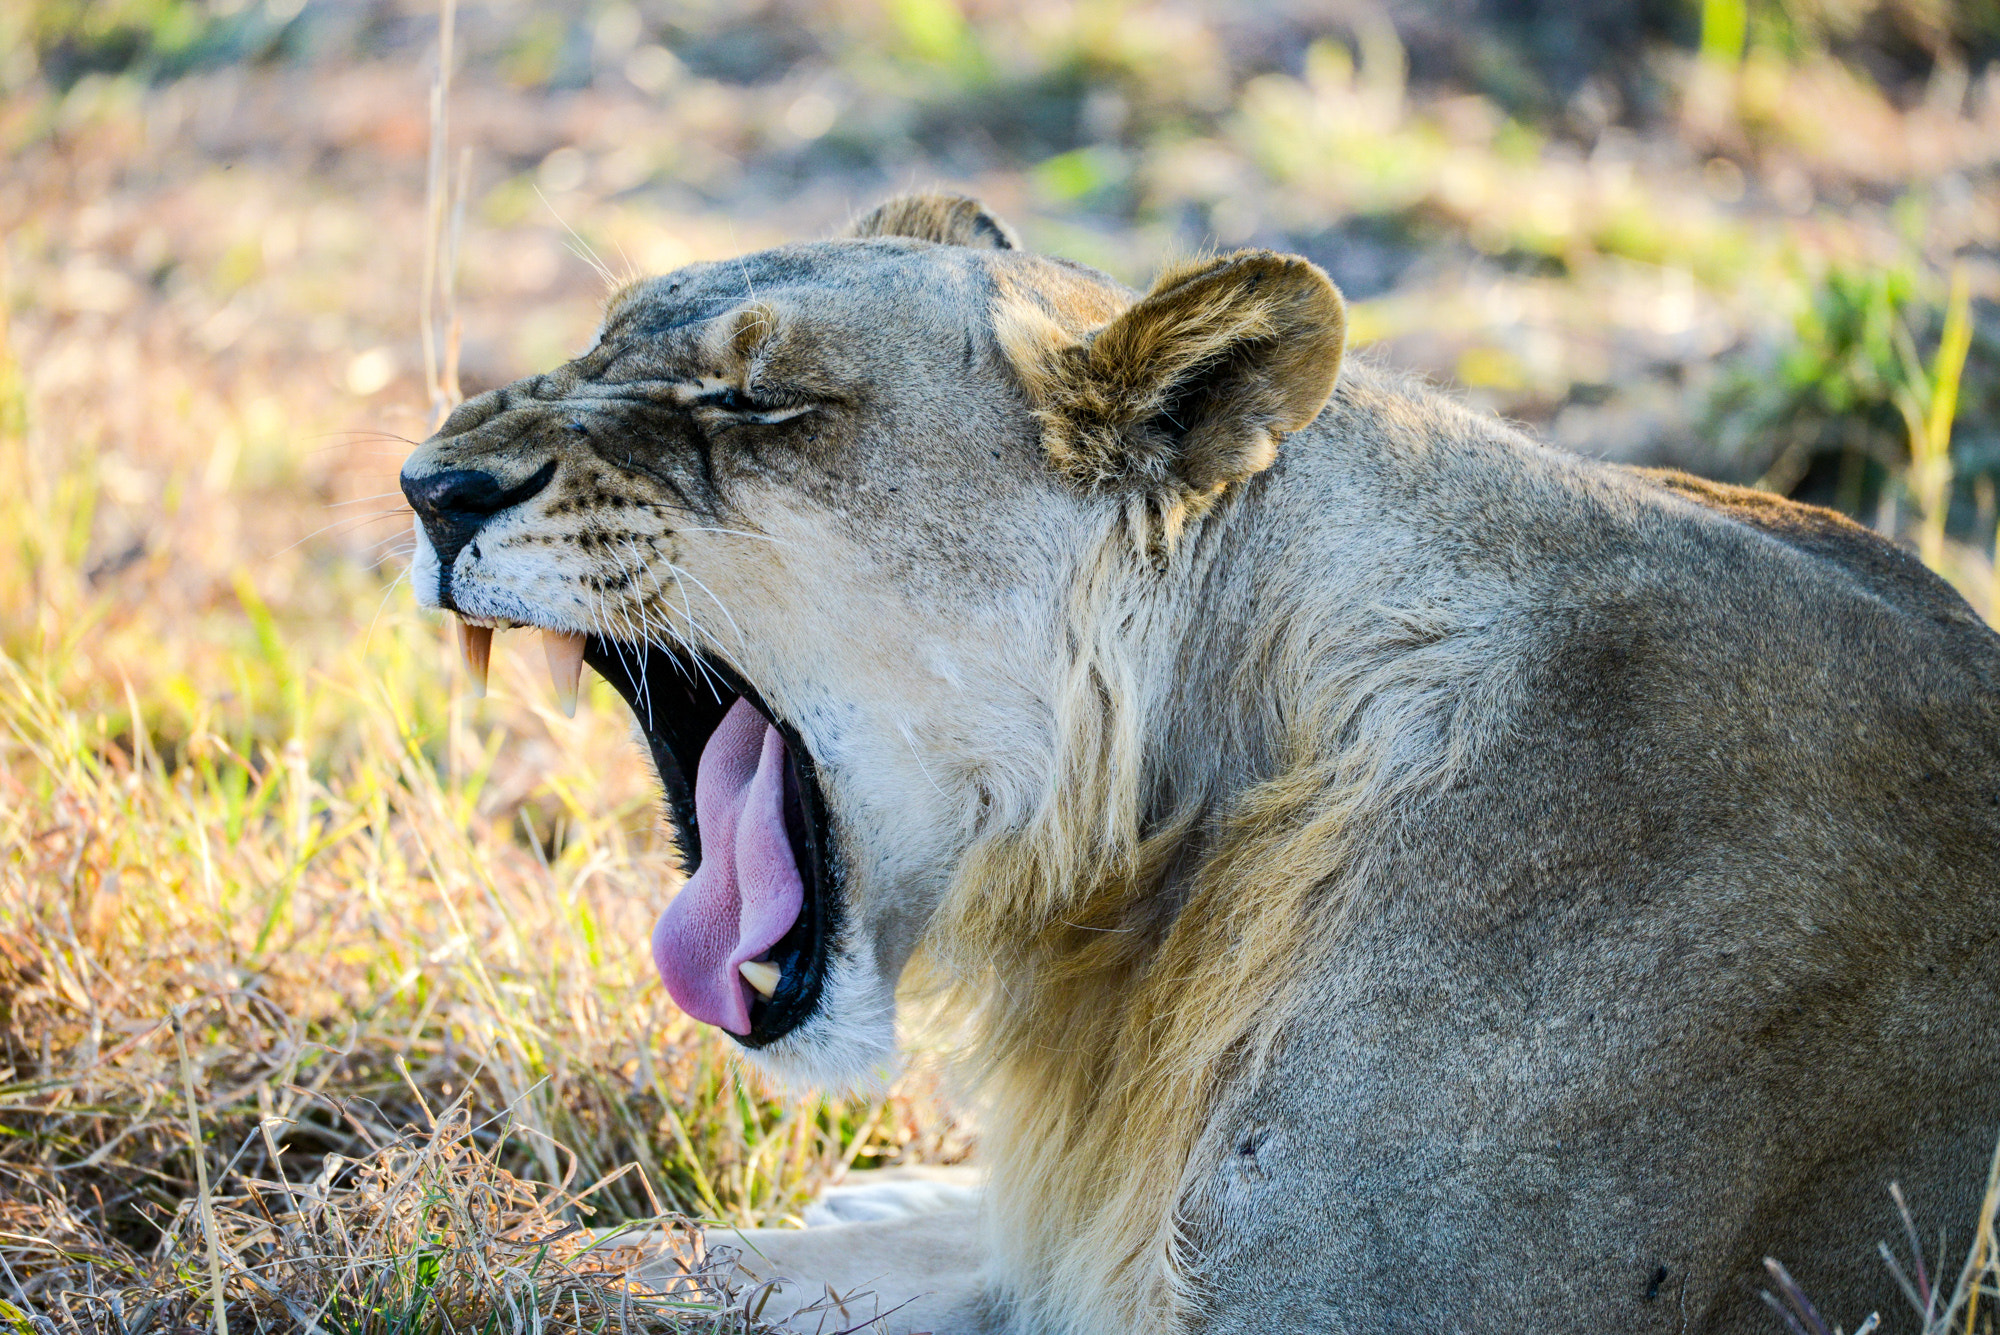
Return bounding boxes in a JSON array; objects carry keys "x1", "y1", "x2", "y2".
[
  {"x1": 0, "y1": 1094, "x2": 781, "y2": 1334},
  {"x1": 1, "y1": 1, "x2": 1994, "y2": 1328}
]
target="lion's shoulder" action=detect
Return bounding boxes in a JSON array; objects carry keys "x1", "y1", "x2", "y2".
[{"x1": 1630, "y1": 466, "x2": 1989, "y2": 638}]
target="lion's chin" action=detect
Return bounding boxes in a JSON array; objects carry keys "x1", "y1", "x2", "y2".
[
  {"x1": 577, "y1": 634, "x2": 843, "y2": 1052},
  {"x1": 734, "y1": 950, "x2": 902, "y2": 1096}
]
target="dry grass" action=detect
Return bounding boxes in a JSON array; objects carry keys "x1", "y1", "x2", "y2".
[
  {"x1": 0, "y1": 283, "x2": 970, "y2": 1308},
  {"x1": 0, "y1": 1098, "x2": 742, "y2": 1335},
  {"x1": 0, "y1": 1085, "x2": 917, "y2": 1334},
  {"x1": 0, "y1": 322, "x2": 965, "y2": 1324},
  {"x1": 0, "y1": 47, "x2": 964, "y2": 1322},
  {"x1": 1760, "y1": 1145, "x2": 2000, "y2": 1335},
  {"x1": 1, "y1": 1, "x2": 1997, "y2": 1331}
]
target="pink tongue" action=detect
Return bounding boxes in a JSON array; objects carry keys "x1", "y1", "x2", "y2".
[{"x1": 650, "y1": 698, "x2": 806, "y2": 1035}]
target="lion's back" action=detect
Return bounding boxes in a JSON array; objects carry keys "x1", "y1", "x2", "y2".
[
  {"x1": 1191, "y1": 402, "x2": 2000, "y2": 1333},
  {"x1": 1466, "y1": 467, "x2": 2000, "y2": 1329}
]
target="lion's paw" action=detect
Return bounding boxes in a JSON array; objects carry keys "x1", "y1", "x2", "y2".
[{"x1": 802, "y1": 1165, "x2": 982, "y2": 1227}]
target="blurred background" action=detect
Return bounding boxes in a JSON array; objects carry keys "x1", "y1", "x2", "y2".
[{"x1": 1, "y1": 0, "x2": 1998, "y2": 1325}]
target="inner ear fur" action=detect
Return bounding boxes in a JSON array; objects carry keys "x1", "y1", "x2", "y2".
[
  {"x1": 1005, "y1": 251, "x2": 1345, "y2": 517},
  {"x1": 843, "y1": 192, "x2": 1018, "y2": 250}
]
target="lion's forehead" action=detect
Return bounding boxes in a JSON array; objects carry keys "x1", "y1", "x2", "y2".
[
  {"x1": 608, "y1": 243, "x2": 970, "y2": 334},
  {"x1": 598, "y1": 242, "x2": 1129, "y2": 357}
]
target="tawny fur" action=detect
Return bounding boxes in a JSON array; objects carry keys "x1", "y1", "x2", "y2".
[
  {"x1": 996, "y1": 253, "x2": 1345, "y2": 558},
  {"x1": 845, "y1": 193, "x2": 1020, "y2": 250},
  {"x1": 916, "y1": 518, "x2": 1509, "y2": 1329},
  {"x1": 400, "y1": 192, "x2": 2000, "y2": 1335}
]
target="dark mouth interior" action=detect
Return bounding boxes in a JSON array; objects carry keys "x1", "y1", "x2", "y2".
[{"x1": 580, "y1": 637, "x2": 838, "y2": 1049}]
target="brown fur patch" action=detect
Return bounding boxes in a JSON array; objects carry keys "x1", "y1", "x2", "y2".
[
  {"x1": 999, "y1": 251, "x2": 1345, "y2": 555},
  {"x1": 843, "y1": 192, "x2": 1018, "y2": 250},
  {"x1": 729, "y1": 300, "x2": 781, "y2": 364}
]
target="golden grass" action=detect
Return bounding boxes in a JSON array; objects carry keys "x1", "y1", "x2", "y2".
[
  {"x1": 0, "y1": 83, "x2": 961, "y2": 1331},
  {"x1": 0, "y1": 1095, "x2": 750, "y2": 1335},
  {"x1": 0, "y1": 385, "x2": 976, "y2": 1326},
  {"x1": 0, "y1": 333, "x2": 965, "y2": 1328},
  {"x1": 1, "y1": 5, "x2": 1994, "y2": 1329}
]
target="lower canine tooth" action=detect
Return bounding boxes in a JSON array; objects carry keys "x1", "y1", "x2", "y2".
[
  {"x1": 739, "y1": 960, "x2": 781, "y2": 999},
  {"x1": 542, "y1": 630, "x2": 585, "y2": 718},
  {"x1": 456, "y1": 619, "x2": 493, "y2": 699}
]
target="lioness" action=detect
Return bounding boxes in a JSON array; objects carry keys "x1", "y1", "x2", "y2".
[{"x1": 400, "y1": 194, "x2": 2000, "y2": 1333}]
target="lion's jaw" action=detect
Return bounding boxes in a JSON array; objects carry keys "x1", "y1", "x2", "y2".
[{"x1": 397, "y1": 241, "x2": 1106, "y2": 1092}]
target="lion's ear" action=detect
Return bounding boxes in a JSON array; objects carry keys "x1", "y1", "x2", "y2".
[
  {"x1": 843, "y1": 193, "x2": 1018, "y2": 250},
  {"x1": 1006, "y1": 251, "x2": 1344, "y2": 524}
]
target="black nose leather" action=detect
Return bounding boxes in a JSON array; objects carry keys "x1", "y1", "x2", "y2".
[{"x1": 401, "y1": 460, "x2": 557, "y2": 603}]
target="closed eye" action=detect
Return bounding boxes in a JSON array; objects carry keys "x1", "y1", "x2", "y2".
[
  {"x1": 693, "y1": 387, "x2": 818, "y2": 427},
  {"x1": 704, "y1": 387, "x2": 758, "y2": 413}
]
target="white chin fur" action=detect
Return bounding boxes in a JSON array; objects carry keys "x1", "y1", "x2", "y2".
[
  {"x1": 408, "y1": 519, "x2": 442, "y2": 609},
  {"x1": 740, "y1": 951, "x2": 899, "y2": 1096}
]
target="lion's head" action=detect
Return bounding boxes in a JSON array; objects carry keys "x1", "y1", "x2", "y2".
[{"x1": 399, "y1": 193, "x2": 1345, "y2": 1091}]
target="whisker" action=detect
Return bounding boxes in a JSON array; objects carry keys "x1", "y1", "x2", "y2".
[
  {"x1": 667, "y1": 564, "x2": 746, "y2": 653},
  {"x1": 595, "y1": 579, "x2": 656, "y2": 731},
  {"x1": 674, "y1": 526, "x2": 794, "y2": 550},
  {"x1": 271, "y1": 510, "x2": 417, "y2": 557},
  {"x1": 300, "y1": 432, "x2": 423, "y2": 459},
  {"x1": 628, "y1": 568, "x2": 718, "y2": 700},
  {"x1": 610, "y1": 234, "x2": 640, "y2": 288},
  {"x1": 656, "y1": 564, "x2": 731, "y2": 702},
  {"x1": 898, "y1": 715, "x2": 951, "y2": 801},
  {"x1": 610, "y1": 546, "x2": 663, "y2": 732},
  {"x1": 310, "y1": 429, "x2": 422, "y2": 445},
  {"x1": 362, "y1": 566, "x2": 413, "y2": 655},
  {"x1": 732, "y1": 229, "x2": 758, "y2": 307},
  {"x1": 362, "y1": 526, "x2": 422, "y2": 554},
  {"x1": 626, "y1": 540, "x2": 733, "y2": 711},
  {"x1": 537, "y1": 185, "x2": 618, "y2": 290}
]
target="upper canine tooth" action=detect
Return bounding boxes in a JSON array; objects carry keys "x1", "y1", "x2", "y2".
[
  {"x1": 457, "y1": 618, "x2": 493, "y2": 699},
  {"x1": 739, "y1": 960, "x2": 781, "y2": 999},
  {"x1": 542, "y1": 630, "x2": 586, "y2": 718}
]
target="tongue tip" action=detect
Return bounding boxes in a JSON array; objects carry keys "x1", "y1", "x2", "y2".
[
  {"x1": 652, "y1": 908, "x2": 754, "y2": 1034},
  {"x1": 654, "y1": 968, "x2": 753, "y2": 1036},
  {"x1": 712, "y1": 996, "x2": 753, "y2": 1037}
]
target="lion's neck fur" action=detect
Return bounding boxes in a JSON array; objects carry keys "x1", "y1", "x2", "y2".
[{"x1": 913, "y1": 374, "x2": 1510, "y2": 1333}]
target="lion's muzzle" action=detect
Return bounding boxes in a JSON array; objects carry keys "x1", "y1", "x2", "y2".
[{"x1": 400, "y1": 459, "x2": 556, "y2": 609}]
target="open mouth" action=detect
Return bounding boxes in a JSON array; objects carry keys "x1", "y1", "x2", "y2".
[{"x1": 456, "y1": 620, "x2": 838, "y2": 1049}]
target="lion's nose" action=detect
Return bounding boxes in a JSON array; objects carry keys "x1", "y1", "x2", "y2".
[{"x1": 401, "y1": 459, "x2": 557, "y2": 589}]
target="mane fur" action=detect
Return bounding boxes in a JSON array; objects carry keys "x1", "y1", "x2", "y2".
[{"x1": 909, "y1": 467, "x2": 1509, "y2": 1332}]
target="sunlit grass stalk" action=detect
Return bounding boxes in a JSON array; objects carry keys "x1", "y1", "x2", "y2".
[
  {"x1": 171, "y1": 1010, "x2": 229, "y2": 1335},
  {"x1": 1700, "y1": 0, "x2": 1749, "y2": 67},
  {"x1": 1950, "y1": 1130, "x2": 2000, "y2": 1335},
  {"x1": 1990, "y1": 511, "x2": 1999, "y2": 626},
  {"x1": 1900, "y1": 264, "x2": 1973, "y2": 572},
  {"x1": 420, "y1": 0, "x2": 467, "y2": 432}
]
